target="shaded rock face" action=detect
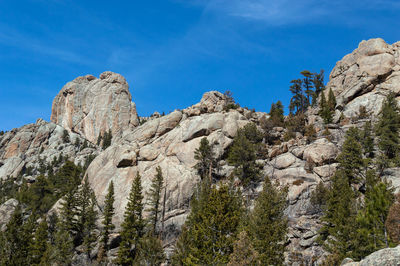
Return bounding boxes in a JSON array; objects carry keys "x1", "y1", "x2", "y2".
[
  {"x1": 342, "y1": 245, "x2": 400, "y2": 266},
  {"x1": 327, "y1": 38, "x2": 400, "y2": 118},
  {"x1": 51, "y1": 71, "x2": 139, "y2": 143},
  {"x1": 0, "y1": 118, "x2": 98, "y2": 180}
]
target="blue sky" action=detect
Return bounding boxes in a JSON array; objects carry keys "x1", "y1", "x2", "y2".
[{"x1": 1, "y1": 0, "x2": 400, "y2": 131}]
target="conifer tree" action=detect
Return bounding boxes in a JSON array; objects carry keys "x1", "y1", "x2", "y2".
[
  {"x1": 228, "y1": 128, "x2": 260, "y2": 186},
  {"x1": 194, "y1": 137, "x2": 216, "y2": 180},
  {"x1": 385, "y1": 193, "x2": 400, "y2": 243},
  {"x1": 49, "y1": 223, "x2": 74, "y2": 266},
  {"x1": 301, "y1": 70, "x2": 314, "y2": 106},
  {"x1": 289, "y1": 79, "x2": 305, "y2": 114},
  {"x1": 319, "y1": 170, "x2": 358, "y2": 264},
  {"x1": 135, "y1": 234, "x2": 166, "y2": 265},
  {"x1": 147, "y1": 166, "x2": 164, "y2": 236},
  {"x1": 375, "y1": 93, "x2": 400, "y2": 169},
  {"x1": 117, "y1": 172, "x2": 145, "y2": 265},
  {"x1": 337, "y1": 127, "x2": 363, "y2": 184},
  {"x1": 319, "y1": 91, "x2": 333, "y2": 124},
  {"x1": 59, "y1": 186, "x2": 79, "y2": 238},
  {"x1": 362, "y1": 121, "x2": 375, "y2": 158},
  {"x1": 354, "y1": 170, "x2": 394, "y2": 259},
  {"x1": 328, "y1": 88, "x2": 336, "y2": 111},
  {"x1": 269, "y1": 101, "x2": 285, "y2": 127},
  {"x1": 101, "y1": 181, "x2": 115, "y2": 252},
  {"x1": 312, "y1": 69, "x2": 325, "y2": 105},
  {"x1": 228, "y1": 231, "x2": 260, "y2": 266},
  {"x1": 248, "y1": 176, "x2": 288, "y2": 265},
  {"x1": 31, "y1": 219, "x2": 49, "y2": 265},
  {"x1": 172, "y1": 182, "x2": 243, "y2": 265}
]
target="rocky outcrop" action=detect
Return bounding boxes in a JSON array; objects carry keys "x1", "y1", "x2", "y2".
[
  {"x1": 0, "y1": 118, "x2": 98, "y2": 180},
  {"x1": 342, "y1": 245, "x2": 400, "y2": 266},
  {"x1": 0, "y1": 198, "x2": 18, "y2": 231},
  {"x1": 50, "y1": 71, "x2": 139, "y2": 143},
  {"x1": 327, "y1": 38, "x2": 400, "y2": 118}
]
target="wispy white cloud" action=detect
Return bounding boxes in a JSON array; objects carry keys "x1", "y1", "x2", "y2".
[{"x1": 186, "y1": 0, "x2": 400, "y2": 25}]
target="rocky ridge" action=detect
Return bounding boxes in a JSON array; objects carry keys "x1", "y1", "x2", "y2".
[{"x1": 1, "y1": 38, "x2": 400, "y2": 264}]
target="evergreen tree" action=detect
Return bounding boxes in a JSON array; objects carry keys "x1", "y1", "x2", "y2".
[
  {"x1": 362, "y1": 121, "x2": 375, "y2": 158},
  {"x1": 49, "y1": 223, "x2": 74, "y2": 266},
  {"x1": 75, "y1": 178, "x2": 98, "y2": 252},
  {"x1": 101, "y1": 181, "x2": 115, "y2": 252},
  {"x1": 289, "y1": 79, "x2": 305, "y2": 114},
  {"x1": 135, "y1": 234, "x2": 166, "y2": 265},
  {"x1": 31, "y1": 219, "x2": 49, "y2": 265},
  {"x1": 312, "y1": 69, "x2": 325, "y2": 105},
  {"x1": 194, "y1": 137, "x2": 216, "y2": 180},
  {"x1": 301, "y1": 70, "x2": 314, "y2": 106},
  {"x1": 269, "y1": 101, "x2": 285, "y2": 127},
  {"x1": 375, "y1": 93, "x2": 400, "y2": 169},
  {"x1": 354, "y1": 170, "x2": 394, "y2": 259},
  {"x1": 59, "y1": 186, "x2": 79, "y2": 238},
  {"x1": 102, "y1": 130, "x2": 113, "y2": 150},
  {"x1": 172, "y1": 182, "x2": 243, "y2": 265},
  {"x1": 328, "y1": 88, "x2": 337, "y2": 111},
  {"x1": 248, "y1": 176, "x2": 288, "y2": 265},
  {"x1": 147, "y1": 166, "x2": 164, "y2": 236},
  {"x1": 228, "y1": 128, "x2": 260, "y2": 186},
  {"x1": 228, "y1": 231, "x2": 260, "y2": 266},
  {"x1": 319, "y1": 91, "x2": 333, "y2": 124},
  {"x1": 117, "y1": 172, "x2": 145, "y2": 265},
  {"x1": 337, "y1": 127, "x2": 363, "y2": 184},
  {"x1": 318, "y1": 170, "x2": 358, "y2": 264}
]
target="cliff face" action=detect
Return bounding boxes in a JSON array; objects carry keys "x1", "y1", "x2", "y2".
[
  {"x1": 50, "y1": 71, "x2": 139, "y2": 143},
  {"x1": 1, "y1": 38, "x2": 400, "y2": 264}
]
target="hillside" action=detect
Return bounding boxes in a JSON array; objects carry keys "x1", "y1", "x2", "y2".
[{"x1": 1, "y1": 38, "x2": 400, "y2": 265}]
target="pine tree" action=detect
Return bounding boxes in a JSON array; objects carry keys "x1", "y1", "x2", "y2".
[
  {"x1": 228, "y1": 129, "x2": 260, "y2": 186},
  {"x1": 75, "y1": 178, "x2": 98, "y2": 253},
  {"x1": 31, "y1": 219, "x2": 49, "y2": 265},
  {"x1": 301, "y1": 70, "x2": 314, "y2": 106},
  {"x1": 59, "y1": 186, "x2": 79, "y2": 238},
  {"x1": 117, "y1": 172, "x2": 145, "y2": 265},
  {"x1": 135, "y1": 234, "x2": 165, "y2": 265},
  {"x1": 337, "y1": 127, "x2": 363, "y2": 184},
  {"x1": 362, "y1": 121, "x2": 375, "y2": 158},
  {"x1": 228, "y1": 231, "x2": 260, "y2": 266},
  {"x1": 319, "y1": 91, "x2": 333, "y2": 124},
  {"x1": 147, "y1": 166, "x2": 164, "y2": 236},
  {"x1": 375, "y1": 93, "x2": 400, "y2": 169},
  {"x1": 172, "y1": 182, "x2": 243, "y2": 265},
  {"x1": 269, "y1": 101, "x2": 285, "y2": 127},
  {"x1": 354, "y1": 170, "x2": 394, "y2": 259},
  {"x1": 328, "y1": 88, "x2": 336, "y2": 111},
  {"x1": 194, "y1": 137, "x2": 216, "y2": 180},
  {"x1": 101, "y1": 181, "x2": 115, "y2": 252},
  {"x1": 248, "y1": 176, "x2": 288, "y2": 265},
  {"x1": 318, "y1": 170, "x2": 358, "y2": 264},
  {"x1": 49, "y1": 223, "x2": 74, "y2": 266},
  {"x1": 312, "y1": 69, "x2": 325, "y2": 105},
  {"x1": 289, "y1": 79, "x2": 304, "y2": 114}
]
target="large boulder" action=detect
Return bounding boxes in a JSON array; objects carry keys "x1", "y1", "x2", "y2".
[
  {"x1": 327, "y1": 38, "x2": 400, "y2": 118},
  {"x1": 0, "y1": 198, "x2": 18, "y2": 231},
  {"x1": 50, "y1": 71, "x2": 139, "y2": 143},
  {"x1": 303, "y1": 138, "x2": 338, "y2": 166},
  {"x1": 342, "y1": 245, "x2": 400, "y2": 266}
]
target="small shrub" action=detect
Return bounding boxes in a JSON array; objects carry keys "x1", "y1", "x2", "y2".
[{"x1": 358, "y1": 105, "x2": 369, "y2": 119}]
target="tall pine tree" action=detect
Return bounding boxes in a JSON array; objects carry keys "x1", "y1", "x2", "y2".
[
  {"x1": 146, "y1": 166, "x2": 164, "y2": 236},
  {"x1": 117, "y1": 172, "x2": 145, "y2": 265},
  {"x1": 248, "y1": 176, "x2": 288, "y2": 265},
  {"x1": 101, "y1": 180, "x2": 115, "y2": 252}
]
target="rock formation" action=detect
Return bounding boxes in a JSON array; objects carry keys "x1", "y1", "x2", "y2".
[
  {"x1": 342, "y1": 245, "x2": 400, "y2": 266},
  {"x1": 1, "y1": 38, "x2": 400, "y2": 264},
  {"x1": 50, "y1": 71, "x2": 139, "y2": 143},
  {"x1": 327, "y1": 38, "x2": 400, "y2": 119},
  {"x1": 0, "y1": 118, "x2": 98, "y2": 180}
]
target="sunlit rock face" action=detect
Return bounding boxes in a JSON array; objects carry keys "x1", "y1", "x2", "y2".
[
  {"x1": 327, "y1": 38, "x2": 400, "y2": 119},
  {"x1": 51, "y1": 71, "x2": 139, "y2": 144}
]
